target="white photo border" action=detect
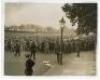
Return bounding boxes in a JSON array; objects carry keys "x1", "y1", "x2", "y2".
[{"x1": 0, "y1": 0, "x2": 100, "y2": 80}]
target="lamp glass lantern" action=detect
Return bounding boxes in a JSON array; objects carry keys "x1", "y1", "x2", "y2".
[{"x1": 59, "y1": 17, "x2": 66, "y2": 28}]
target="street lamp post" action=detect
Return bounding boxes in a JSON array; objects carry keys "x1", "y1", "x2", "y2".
[{"x1": 59, "y1": 17, "x2": 66, "y2": 65}]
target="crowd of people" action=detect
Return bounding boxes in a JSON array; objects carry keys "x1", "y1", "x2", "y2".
[{"x1": 5, "y1": 35, "x2": 96, "y2": 56}]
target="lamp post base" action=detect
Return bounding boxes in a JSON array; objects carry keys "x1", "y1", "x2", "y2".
[{"x1": 57, "y1": 52, "x2": 63, "y2": 65}]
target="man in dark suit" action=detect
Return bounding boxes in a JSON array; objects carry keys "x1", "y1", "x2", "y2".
[
  {"x1": 75, "y1": 39, "x2": 80, "y2": 57},
  {"x1": 14, "y1": 40, "x2": 20, "y2": 56},
  {"x1": 30, "y1": 41, "x2": 37, "y2": 60},
  {"x1": 25, "y1": 54, "x2": 35, "y2": 76}
]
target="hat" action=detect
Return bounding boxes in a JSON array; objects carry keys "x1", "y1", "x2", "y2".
[{"x1": 25, "y1": 54, "x2": 31, "y2": 58}]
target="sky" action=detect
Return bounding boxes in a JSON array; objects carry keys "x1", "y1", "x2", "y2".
[{"x1": 5, "y1": 3, "x2": 77, "y2": 30}]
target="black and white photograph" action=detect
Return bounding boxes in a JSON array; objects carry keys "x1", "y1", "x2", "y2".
[{"x1": 4, "y1": 2, "x2": 97, "y2": 76}]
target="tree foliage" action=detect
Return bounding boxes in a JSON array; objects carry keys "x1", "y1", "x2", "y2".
[{"x1": 62, "y1": 3, "x2": 97, "y2": 35}]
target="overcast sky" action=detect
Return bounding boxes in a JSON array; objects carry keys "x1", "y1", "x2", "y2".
[{"x1": 5, "y1": 3, "x2": 77, "y2": 29}]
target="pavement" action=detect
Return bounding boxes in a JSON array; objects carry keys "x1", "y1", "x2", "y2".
[
  {"x1": 4, "y1": 51, "x2": 96, "y2": 76},
  {"x1": 44, "y1": 51, "x2": 96, "y2": 75}
]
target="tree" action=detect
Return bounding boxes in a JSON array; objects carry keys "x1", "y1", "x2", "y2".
[{"x1": 62, "y1": 3, "x2": 97, "y2": 35}]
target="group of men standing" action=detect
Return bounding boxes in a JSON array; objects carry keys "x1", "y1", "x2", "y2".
[{"x1": 5, "y1": 36, "x2": 96, "y2": 58}]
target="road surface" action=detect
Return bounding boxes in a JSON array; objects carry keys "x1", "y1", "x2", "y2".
[{"x1": 5, "y1": 51, "x2": 96, "y2": 75}]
